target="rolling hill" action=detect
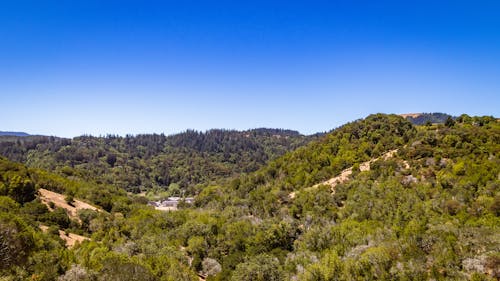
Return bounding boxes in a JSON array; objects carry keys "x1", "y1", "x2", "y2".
[{"x1": 0, "y1": 113, "x2": 498, "y2": 280}]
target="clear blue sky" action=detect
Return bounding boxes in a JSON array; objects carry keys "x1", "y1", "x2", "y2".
[{"x1": 1, "y1": 1, "x2": 499, "y2": 137}]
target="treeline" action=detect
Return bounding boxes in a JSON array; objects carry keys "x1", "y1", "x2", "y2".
[{"x1": 0, "y1": 128, "x2": 313, "y2": 194}]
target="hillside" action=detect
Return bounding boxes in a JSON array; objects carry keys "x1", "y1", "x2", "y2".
[
  {"x1": 193, "y1": 114, "x2": 500, "y2": 280},
  {"x1": 0, "y1": 114, "x2": 498, "y2": 280},
  {"x1": 0, "y1": 128, "x2": 314, "y2": 194}
]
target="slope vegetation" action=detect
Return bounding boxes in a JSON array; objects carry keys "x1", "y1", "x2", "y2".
[
  {"x1": 192, "y1": 114, "x2": 500, "y2": 280},
  {"x1": 0, "y1": 129, "x2": 314, "y2": 194}
]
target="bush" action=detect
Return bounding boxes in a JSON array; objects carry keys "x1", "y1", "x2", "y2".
[
  {"x1": 0, "y1": 174, "x2": 36, "y2": 204},
  {"x1": 42, "y1": 207, "x2": 71, "y2": 229},
  {"x1": 0, "y1": 213, "x2": 36, "y2": 269},
  {"x1": 231, "y1": 254, "x2": 283, "y2": 281}
]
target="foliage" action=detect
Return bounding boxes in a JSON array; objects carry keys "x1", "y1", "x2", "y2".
[
  {"x1": 231, "y1": 254, "x2": 283, "y2": 281},
  {"x1": 0, "y1": 129, "x2": 314, "y2": 194},
  {"x1": 0, "y1": 158, "x2": 36, "y2": 203}
]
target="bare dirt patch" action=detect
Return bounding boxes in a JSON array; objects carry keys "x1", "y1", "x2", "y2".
[
  {"x1": 38, "y1": 188, "x2": 101, "y2": 220},
  {"x1": 59, "y1": 231, "x2": 89, "y2": 248},
  {"x1": 399, "y1": 113, "x2": 422, "y2": 119},
  {"x1": 39, "y1": 225, "x2": 89, "y2": 248}
]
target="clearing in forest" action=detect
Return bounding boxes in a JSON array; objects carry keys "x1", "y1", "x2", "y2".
[{"x1": 38, "y1": 188, "x2": 101, "y2": 220}]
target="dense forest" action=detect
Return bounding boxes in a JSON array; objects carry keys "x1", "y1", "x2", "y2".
[
  {"x1": 0, "y1": 129, "x2": 314, "y2": 195},
  {"x1": 0, "y1": 113, "x2": 499, "y2": 280}
]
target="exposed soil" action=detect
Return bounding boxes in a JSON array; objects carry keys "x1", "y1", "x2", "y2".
[
  {"x1": 399, "y1": 113, "x2": 422, "y2": 119},
  {"x1": 38, "y1": 188, "x2": 101, "y2": 221},
  {"x1": 39, "y1": 225, "x2": 89, "y2": 248}
]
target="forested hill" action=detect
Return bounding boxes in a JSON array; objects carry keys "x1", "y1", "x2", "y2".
[
  {"x1": 0, "y1": 113, "x2": 498, "y2": 280},
  {"x1": 0, "y1": 128, "x2": 314, "y2": 194},
  {"x1": 193, "y1": 113, "x2": 499, "y2": 280}
]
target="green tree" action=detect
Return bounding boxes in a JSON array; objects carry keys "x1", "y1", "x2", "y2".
[
  {"x1": 0, "y1": 174, "x2": 36, "y2": 204},
  {"x1": 0, "y1": 213, "x2": 36, "y2": 270}
]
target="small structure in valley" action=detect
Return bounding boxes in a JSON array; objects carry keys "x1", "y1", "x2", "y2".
[{"x1": 148, "y1": 197, "x2": 194, "y2": 211}]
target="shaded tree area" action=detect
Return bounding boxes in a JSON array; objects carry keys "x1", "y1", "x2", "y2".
[{"x1": 0, "y1": 158, "x2": 36, "y2": 203}]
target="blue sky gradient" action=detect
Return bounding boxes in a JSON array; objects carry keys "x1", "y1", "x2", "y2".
[{"x1": 1, "y1": 1, "x2": 499, "y2": 137}]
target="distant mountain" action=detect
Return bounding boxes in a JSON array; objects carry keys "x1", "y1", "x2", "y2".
[
  {"x1": 0, "y1": 131, "x2": 30, "y2": 137},
  {"x1": 400, "y1": 112, "x2": 454, "y2": 125}
]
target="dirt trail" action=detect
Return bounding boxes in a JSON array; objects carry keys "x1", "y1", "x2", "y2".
[
  {"x1": 39, "y1": 225, "x2": 89, "y2": 248},
  {"x1": 289, "y1": 149, "x2": 399, "y2": 199},
  {"x1": 314, "y1": 149, "x2": 398, "y2": 190},
  {"x1": 38, "y1": 188, "x2": 101, "y2": 220}
]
